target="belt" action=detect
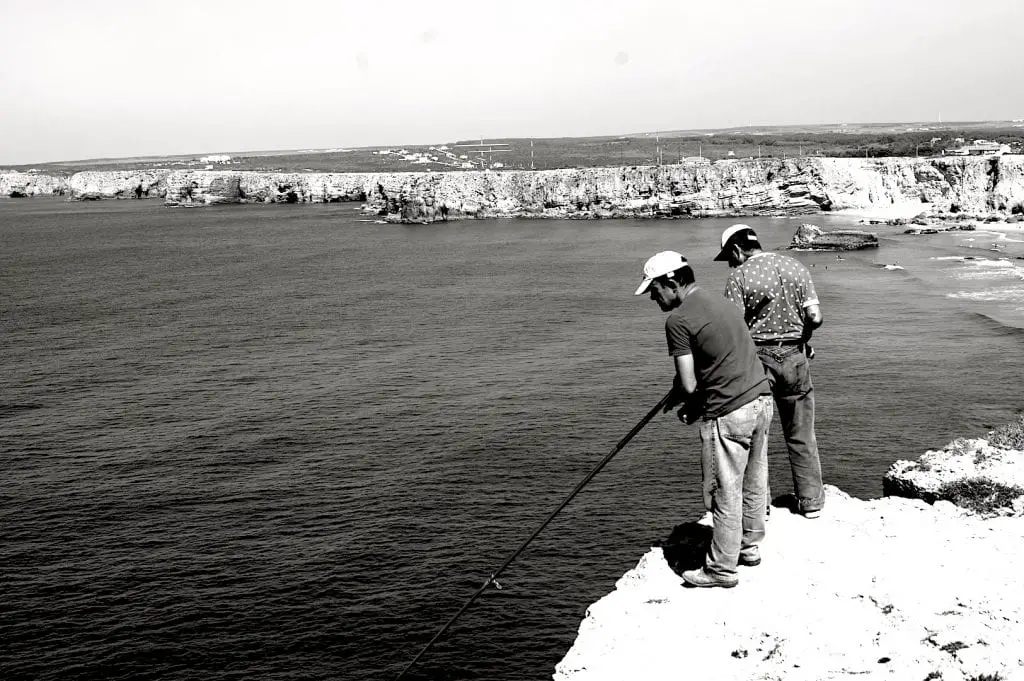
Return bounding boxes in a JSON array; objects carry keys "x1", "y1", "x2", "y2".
[{"x1": 754, "y1": 339, "x2": 803, "y2": 347}]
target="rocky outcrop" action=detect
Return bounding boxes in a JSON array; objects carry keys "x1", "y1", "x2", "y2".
[
  {"x1": 789, "y1": 223, "x2": 879, "y2": 251},
  {"x1": 68, "y1": 170, "x2": 169, "y2": 200},
  {"x1": 884, "y1": 427, "x2": 1024, "y2": 515},
  {"x1": 555, "y1": 424, "x2": 1024, "y2": 681},
  {"x1": 0, "y1": 172, "x2": 68, "y2": 197}
]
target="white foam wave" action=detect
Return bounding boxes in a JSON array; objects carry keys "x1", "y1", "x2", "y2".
[
  {"x1": 883, "y1": 264, "x2": 905, "y2": 270},
  {"x1": 943, "y1": 257, "x2": 1024, "y2": 287},
  {"x1": 947, "y1": 288, "x2": 1024, "y2": 303}
]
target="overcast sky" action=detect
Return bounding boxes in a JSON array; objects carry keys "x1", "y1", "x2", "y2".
[{"x1": 1, "y1": 0, "x2": 1022, "y2": 164}]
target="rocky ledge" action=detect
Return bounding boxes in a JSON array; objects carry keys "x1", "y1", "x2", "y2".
[
  {"x1": 789, "y1": 223, "x2": 879, "y2": 251},
  {"x1": 555, "y1": 419, "x2": 1024, "y2": 681}
]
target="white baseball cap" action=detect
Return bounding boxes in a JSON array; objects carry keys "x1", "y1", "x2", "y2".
[
  {"x1": 634, "y1": 250, "x2": 689, "y2": 295},
  {"x1": 714, "y1": 224, "x2": 761, "y2": 261}
]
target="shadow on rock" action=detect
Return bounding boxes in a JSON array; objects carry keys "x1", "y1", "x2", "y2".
[
  {"x1": 655, "y1": 522, "x2": 712, "y2": 577},
  {"x1": 771, "y1": 493, "x2": 801, "y2": 514}
]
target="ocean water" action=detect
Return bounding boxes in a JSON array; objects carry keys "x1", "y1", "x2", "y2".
[{"x1": 2, "y1": 198, "x2": 1022, "y2": 681}]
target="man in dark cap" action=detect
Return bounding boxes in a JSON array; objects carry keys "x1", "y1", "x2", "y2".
[
  {"x1": 636, "y1": 250, "x2": 773, "y2": 588},
  {"x1": 714, "y1": 225, "x2": 825, "y2": 518}
]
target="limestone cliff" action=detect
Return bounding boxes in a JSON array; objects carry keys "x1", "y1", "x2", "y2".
[
  {"x1": 157, "y1": 156, "x2": 1024, "y2": 220},
  {"x1": 8, "y1": 156, "x2": 1024, "y2": 222},
  {"x1": 0, "y1": 172, "x2": 69, "y2": 197},
  {"x1": 68, "y1": 170, "x2": 169, "y2": 200},
  {"x1": 553, "y1": 425, "x2": 1024, "y2": 681}
]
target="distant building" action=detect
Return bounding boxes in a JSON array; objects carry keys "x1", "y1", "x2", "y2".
[
  {"x1": 944, "y1": 140, "x2": 1011, "y2": 156},
  {"x1": 199, "y1": 154, "x2": 231, "y2": 163}
]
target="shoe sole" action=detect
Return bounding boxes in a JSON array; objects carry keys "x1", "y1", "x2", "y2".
[
  {"x1": 803, "y1": 511, "x2": 822, "y2": 519},
  {"x1": 738, "y1": 557, "x2": 761, "y2": 567},
  {"x1": 681, "y1": 577, "x2": 738, "y2": 588}
]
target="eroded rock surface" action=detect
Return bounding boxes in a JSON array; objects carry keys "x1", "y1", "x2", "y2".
[
  {"x1": 554, "y1": 486, "x2": 1024, "y2": 681},
  {"x1": 884, "y1": 436, "x2": 1024, "y2": 515},
  {"x1": 69, "y1": 171, "x2": 168, "y2": 200},
  {"x1": 0, "y1": 172, "x2": 68, "y2": 197}
]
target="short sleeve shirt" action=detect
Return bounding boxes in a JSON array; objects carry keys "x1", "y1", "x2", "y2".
[
  {"x1": 724, "y1": 252, "x2": 819, "y2": 343},
  {"x1": 665, "y1": 287, "x2": 769, "y2": 419}
]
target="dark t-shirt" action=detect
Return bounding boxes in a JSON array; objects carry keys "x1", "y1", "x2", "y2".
[{"x1": 665, "y1": 287, "x2": 770, "y2": 419}]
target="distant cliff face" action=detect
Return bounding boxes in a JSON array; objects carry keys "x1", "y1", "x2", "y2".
[
  {"x1": 158, "y1": 156, "x2": 1024, "y2": 220},
  {"x1": 8, "y1": 156, "x2": 1024, "y2": 221},
  {"x1": 68, "y1": 171, "x2": 169, "y2": 200},
  {"x1": 0, "y1": 172, "x2": 69, "y2": 197}
]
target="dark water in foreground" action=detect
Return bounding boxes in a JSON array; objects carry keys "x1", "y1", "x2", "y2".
[{"x1": 2, "y1": 199, "x2": 1022, "y2": 681}]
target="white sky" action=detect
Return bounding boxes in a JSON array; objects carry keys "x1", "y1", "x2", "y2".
[{"x1": 1, "y1": 0, "x2": 1022, "y2": 164}]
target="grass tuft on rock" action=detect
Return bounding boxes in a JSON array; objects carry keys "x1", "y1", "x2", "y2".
[
  {"x1": 987, "y1": 414, "x2": 1024, "y2": 450},
  {"x1": 936, "y1": 478, "x2": 1024, "y2": 514}
]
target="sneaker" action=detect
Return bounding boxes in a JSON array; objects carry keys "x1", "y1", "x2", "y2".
[
  {"x1": 738, "y1": 547, "x2": 761, "y2": 567},
  {"x1": 802, "y1": 509, "x2": 822, "y2": 519},
  {"x1": 681, "y1": 567, "x2": 738, "y2": 589}
]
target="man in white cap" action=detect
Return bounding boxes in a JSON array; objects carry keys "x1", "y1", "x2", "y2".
[
  {"x1": 636, "y1": 251, "x2": 773, "y2": 588},
  {"x1": 714, "y1": 224, "x2": 825, "y2": 518}
]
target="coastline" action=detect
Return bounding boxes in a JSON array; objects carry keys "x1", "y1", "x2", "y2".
[{"x1": 4, "y1": 156, "x2": 1024, "y2": 225}]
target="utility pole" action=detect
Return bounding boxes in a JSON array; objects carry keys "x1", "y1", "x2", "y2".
[{"x1": 530, "y1": 139, "x2": 535, "y2": 170}]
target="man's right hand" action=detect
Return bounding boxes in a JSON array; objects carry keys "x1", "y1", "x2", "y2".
[
  {"x1": 663, "y1": 381, "x2": 686, "y2": 413},
  {"x1": 804, "y1": 343, "x2": 815, "y2": 360}
]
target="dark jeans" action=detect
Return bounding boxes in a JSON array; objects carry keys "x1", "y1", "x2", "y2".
[{"x1": 756, "y1": 345, "x2": 825, "y2": 512}]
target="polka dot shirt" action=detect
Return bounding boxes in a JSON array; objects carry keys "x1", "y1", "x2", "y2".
[{"x1": 724, "y1": 252, "x2": 819, "y2": 342}]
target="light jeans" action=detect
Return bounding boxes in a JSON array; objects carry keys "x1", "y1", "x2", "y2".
[
  {"x1": 756, "y1": 345, "x2": 825, "y2": 513},
  {"x1": 697, "y1": 395, "x2": 773, "y2": 578}
]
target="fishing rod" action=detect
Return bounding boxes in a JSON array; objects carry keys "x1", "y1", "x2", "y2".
[{"x1": 394, "y1": 389, "x2": 675, "y2": 681}]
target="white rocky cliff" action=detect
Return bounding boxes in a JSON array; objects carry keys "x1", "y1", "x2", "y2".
[
  {"x1": 155, "y1": 156, "x2": 1024, "y2": 220},
  {"x1": 554, "y1": 422, "x2": 1024, "y2": 681},
  {"x1": 7, "y1": 156, "x2": 1024, "y2": 222}
]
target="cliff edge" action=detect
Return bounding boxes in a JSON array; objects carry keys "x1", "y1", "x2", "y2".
[{"x1": 554, "y1": 422, "x2": 1024, "y2": 681}]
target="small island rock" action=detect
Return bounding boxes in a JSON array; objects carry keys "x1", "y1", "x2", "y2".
[{"x1": 790, "y1": 223, "x2": 879, "y2": 251}]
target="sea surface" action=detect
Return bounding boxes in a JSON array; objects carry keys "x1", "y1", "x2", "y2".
[{"x1": 2, "y1": 198, "x2": 1023, "y2": 681}]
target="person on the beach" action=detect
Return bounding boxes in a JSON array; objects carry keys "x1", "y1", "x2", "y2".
[
  {"x1": 714, "y1": 225, "x2": 826, "y2": 518},
  {"x1": 635, "y1": 250, "x2": 773, "y2": 588}
]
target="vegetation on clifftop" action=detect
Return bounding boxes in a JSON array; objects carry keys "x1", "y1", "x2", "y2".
[{"x1": 8, "y1": 121, "x2": 1024, "y2": 176}]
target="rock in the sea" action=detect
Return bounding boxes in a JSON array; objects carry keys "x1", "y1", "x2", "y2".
[{"x1": 790, "y1": 223, "x2": 879, "y2": 250}]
